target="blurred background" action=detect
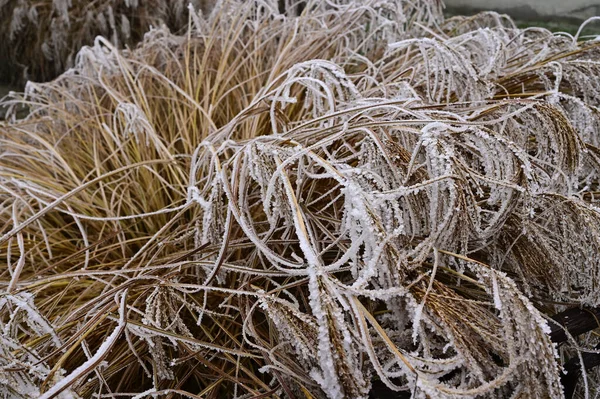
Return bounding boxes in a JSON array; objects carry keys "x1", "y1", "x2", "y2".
[{"x1": 445, "y1": 0, "x2": 600, "y2": 34}]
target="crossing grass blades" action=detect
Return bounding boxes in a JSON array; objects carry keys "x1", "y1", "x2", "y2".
[{"x1": 1, "y1": 1, "x2": 600, "y2": 398}]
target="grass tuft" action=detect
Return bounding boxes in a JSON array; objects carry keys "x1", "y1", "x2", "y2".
[{"x1": 1, "y1": 1, "x2": 600, "y2": 398}]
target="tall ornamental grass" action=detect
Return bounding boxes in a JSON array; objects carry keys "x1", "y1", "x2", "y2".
[{"x1": 2, "y1": 1, "x2": 600, "y2": 398}]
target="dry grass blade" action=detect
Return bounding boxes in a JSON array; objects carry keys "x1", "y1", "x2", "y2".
[{"x1": 1, "y1": 1, "x2": 600, "y2": 398}]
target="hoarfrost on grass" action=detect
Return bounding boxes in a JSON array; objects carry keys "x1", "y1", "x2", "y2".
[{"x1": 2, "y1": 0, "x2": 600, "y2": 398}]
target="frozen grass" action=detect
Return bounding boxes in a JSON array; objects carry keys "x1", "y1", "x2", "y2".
[{"x1": 1, "y1": 1, "x2": 600, "y2": 398}]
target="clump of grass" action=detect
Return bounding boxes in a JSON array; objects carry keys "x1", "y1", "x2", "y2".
[{"x1": 1, "y1": 1, "x2": 600, "y2": 398}]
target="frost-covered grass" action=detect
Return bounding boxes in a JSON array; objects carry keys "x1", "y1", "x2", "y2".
[{"x1": 1, "y1": 1, "x2": 600, "y2": 398}]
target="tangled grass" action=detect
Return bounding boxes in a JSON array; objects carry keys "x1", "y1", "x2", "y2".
[{"x1": 2, "y1": 0, "x2": 600, "y2": 398}]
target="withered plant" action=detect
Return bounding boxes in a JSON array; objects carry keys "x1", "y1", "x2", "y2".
[{"x1": 1, "y1": 1, "x2": 600, "y2": 398}]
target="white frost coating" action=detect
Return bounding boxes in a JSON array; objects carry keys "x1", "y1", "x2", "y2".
[
  {"x1": 5, "y1": 293, "x2": 62, "y2": 348},
  {"x1": 277, "y1": 154, "x2": 346, "y2": 397},
  {"x1": 1, "y1": 1, "x2": 596, "y2": 398},
  {"x1": 132, "y1": 388, "x2": 157, "y2": 399},
  {"x1": 491, "y1": 271, "x2": 502, "y2": 310},
  {"x1": 39, "y1": 290, "x2": 127, "y2": 399}
]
